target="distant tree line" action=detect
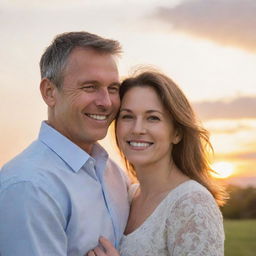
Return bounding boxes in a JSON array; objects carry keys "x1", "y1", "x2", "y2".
[{"x1": 221, "y1": 185, "x2": 256, "y2": 219}]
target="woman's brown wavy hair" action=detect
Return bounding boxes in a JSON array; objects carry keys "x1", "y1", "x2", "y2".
[{"x1": 114, "y1": 69, "x2": 227, "y2": 206}]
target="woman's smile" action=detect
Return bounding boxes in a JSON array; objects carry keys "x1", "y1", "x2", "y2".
[{"x1": 117, "y1": 86, "x2": 179, "y2": 167}]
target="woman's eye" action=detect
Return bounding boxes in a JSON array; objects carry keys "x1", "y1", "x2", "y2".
[
  {"x1": 148, "y1": 116, "x2": 160, "y2": 121},
  {"x1": 120, "y1": 114, "x2": 133, "y2": 120}
]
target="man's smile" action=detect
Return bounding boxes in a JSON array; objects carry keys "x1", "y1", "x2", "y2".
[{"x1": 86, "y1": 114, "x2": 109, "y2": 121}]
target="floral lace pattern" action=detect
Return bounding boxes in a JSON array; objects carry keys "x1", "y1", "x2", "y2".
[{"x1": 119, "y1": 180, "x2": 224, "y2": 256}]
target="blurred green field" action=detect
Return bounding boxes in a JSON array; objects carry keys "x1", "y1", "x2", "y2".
[{"x1": 224, "y1": 219, "x2": 256, "y2": 256}]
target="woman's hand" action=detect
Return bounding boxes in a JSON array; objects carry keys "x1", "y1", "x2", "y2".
[{"x1": 87, "y1": 237, "x2": 120, "y2": 256}]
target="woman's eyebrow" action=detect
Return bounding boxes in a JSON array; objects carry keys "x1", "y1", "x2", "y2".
[
  {"x1": 119, "y1": 108, "x2": 132, "y2": 113},
  {"x1": 146, "y1": 110, "x2": 163, "y2": 114},
  {"x1": 120, "y1": 109, "x2": 163, "y2": 114}
]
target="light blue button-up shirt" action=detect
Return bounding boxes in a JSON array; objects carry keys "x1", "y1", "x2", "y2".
[{"x1": 0, "y1": 122, "x2": 130, "y2": 256}]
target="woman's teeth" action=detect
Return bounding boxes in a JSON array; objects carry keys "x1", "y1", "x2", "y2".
[{"x1": 129, "y1": 141, "x2": 152, "y2": 148}]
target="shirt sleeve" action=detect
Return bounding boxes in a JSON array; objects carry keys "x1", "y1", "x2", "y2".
[
  {"x1": 0, "y1": 181, "x2": 67, "y2": 255},
  {"x1": 166, "y1": 190, "x2": 225, "y2": 256}
]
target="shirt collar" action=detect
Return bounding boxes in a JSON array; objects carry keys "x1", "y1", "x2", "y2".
[
  {"x1": 90, "y1": 141, "x2": 109, "y2": 179},
  {"x1": 91, "y1": 142, "x2": 109, "y2": 163},
  {"x1": 38, "y1": 121, "x2": 90, "y2": 173}
]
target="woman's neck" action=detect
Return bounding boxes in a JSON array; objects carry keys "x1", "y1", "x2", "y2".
[{"x1": 134, "y1": 159, "x2": 189, "y2": 199}]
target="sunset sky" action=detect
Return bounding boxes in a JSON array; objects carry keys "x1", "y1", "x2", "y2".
[{"x1": 1, "y1": 0, "x2": 256, "y2": 186}]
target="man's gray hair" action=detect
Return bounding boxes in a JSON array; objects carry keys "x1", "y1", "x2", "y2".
[{"x1": 40, "y1": 31, "x2": 122, "y2": 88}]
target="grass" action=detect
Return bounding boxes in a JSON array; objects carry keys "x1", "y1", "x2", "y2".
[{"x1": 224, "y1": 219, "x2": 256, "y2": 256}]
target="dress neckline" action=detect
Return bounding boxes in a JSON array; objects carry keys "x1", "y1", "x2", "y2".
[{"x1": 124, "y1": 179, "x2": 195, "y2": 237}]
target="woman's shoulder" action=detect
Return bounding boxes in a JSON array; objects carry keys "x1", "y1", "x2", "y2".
[
  {"x1": 171, "y1": 180, "x2": 214, "y2": 200},
  {"x1": 180, "y1": 179, "x2": 210, "y2": 191},
  {"x1": 167, "y1": 180, "x2": 222, "y2": 220},
  {"x1": 163, "y1": 180, "x2": 220, "y2": 216}
]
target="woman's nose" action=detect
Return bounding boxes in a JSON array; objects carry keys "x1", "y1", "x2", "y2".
[{"x1": 132, "y1": 119, "x2": 146, "y2": 135}]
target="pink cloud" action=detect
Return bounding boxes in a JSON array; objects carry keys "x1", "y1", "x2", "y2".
[{"x1": 155, "y1": 0, "x2": 256, "y2": 52}]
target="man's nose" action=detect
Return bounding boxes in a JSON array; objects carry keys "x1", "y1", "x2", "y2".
[{"x1": 95, "y1": 88, "x2": 112, "y2": 109}]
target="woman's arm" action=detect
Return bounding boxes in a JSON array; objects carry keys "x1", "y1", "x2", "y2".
[{"x1": 167, "y1": 191, "x2": 224, "y2": 256}]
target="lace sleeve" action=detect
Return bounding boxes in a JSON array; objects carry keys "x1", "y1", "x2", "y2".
[{"x1": 166, "y1": 190, "x2": 224, "y2": 256}]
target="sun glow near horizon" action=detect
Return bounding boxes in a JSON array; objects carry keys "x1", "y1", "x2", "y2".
[{"x1": 211, "y1": 161, "x2": 236, "y2": 179}]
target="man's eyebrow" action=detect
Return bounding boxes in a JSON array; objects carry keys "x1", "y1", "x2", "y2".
[
  {"x1": 78, "y1": 81, "x2": 121, "y2": 86},
  {"x1": 79, "y1": 80, "x2": 99, "y2": 86},
  {"x1": 109, "y1": 82, "x2": 121, "y2": 87}
]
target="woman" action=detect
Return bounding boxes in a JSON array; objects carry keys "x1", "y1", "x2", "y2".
[{"x1": 88, "y1": 70, "x2": 227, "y2": 256}]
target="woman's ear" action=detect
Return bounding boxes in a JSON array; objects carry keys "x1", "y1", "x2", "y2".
[
  {"x1": 40, "y1": 78, "x2": 57, "y2": 107},
  {"x1": 172, "y1": 128, "x2": 182, "y2": 145}
]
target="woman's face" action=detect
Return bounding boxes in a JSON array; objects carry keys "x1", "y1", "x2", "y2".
[{"x1": 116, "y1": 86, "x2": 180, "y2": 168}]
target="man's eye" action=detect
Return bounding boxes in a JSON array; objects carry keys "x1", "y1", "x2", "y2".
[
  {"x1": 81, "y1": 85, "x2": 96, "y2": 91},
  {"x1": 108, "y1": 86, "x2": 119, "y2": 93}
]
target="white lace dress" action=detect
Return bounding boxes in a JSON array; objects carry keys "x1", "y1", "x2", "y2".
[{"x1": 119, "y1": 180, "x2": 224, "y2": 256}]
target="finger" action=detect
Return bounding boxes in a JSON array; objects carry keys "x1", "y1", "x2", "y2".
[
  {"x1": 94, "y1": 247, "x2": 107, "y2": 256},
  {"x1": 87, "y1": 250, "x2": 96, "y2": 256},
  {"x1": 99, "y1": 237, "x2": 113, "y2": 249},
  {"x1": 99, "y1": 237, "x2": 120, "y2": 256}
]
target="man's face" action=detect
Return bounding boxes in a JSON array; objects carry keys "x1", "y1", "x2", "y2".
[{"x1": 49, "y1": 48, "x2": 120, "y2": 153}]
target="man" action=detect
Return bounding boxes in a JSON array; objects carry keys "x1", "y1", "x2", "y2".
[{"x1": 0, "y1": 32, "x2": 130, "y2": 255}]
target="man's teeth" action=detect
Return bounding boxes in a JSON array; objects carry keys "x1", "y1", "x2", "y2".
[
  {"x1": 129, "y1": 141, "x2": 151, "y2": 147},
  {"x1": 88, "y1": 114, "x2": 107, "y2": 120}
]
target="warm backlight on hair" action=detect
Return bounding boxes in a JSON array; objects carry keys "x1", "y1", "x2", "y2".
[{"x1": 211, "y1": 161, "x2": 235, "y2": 179}]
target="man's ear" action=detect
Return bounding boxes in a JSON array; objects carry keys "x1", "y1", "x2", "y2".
[{"x1": 40, "y1": 78, "x2": 57, "y2": 107}]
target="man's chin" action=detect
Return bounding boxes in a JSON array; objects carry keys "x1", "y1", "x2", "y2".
[{"x1": 89, "y1": 130, "x2": 109, "y2": 142}]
